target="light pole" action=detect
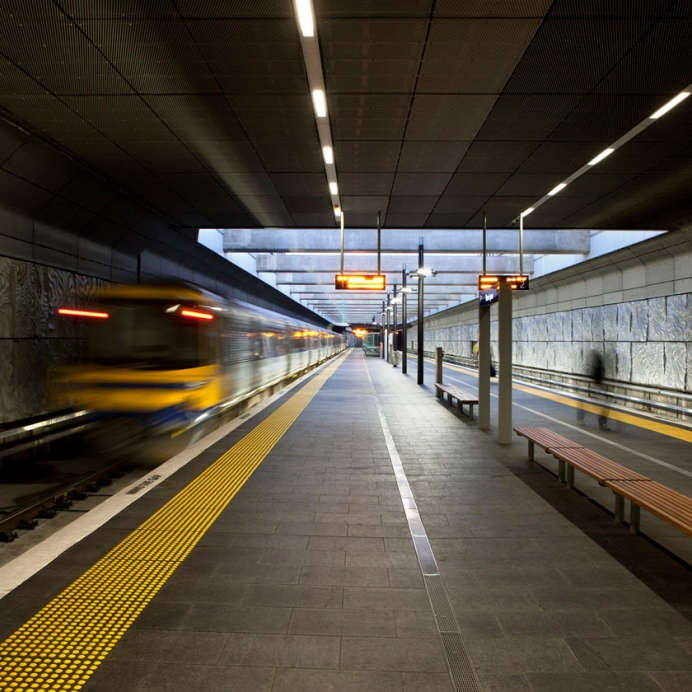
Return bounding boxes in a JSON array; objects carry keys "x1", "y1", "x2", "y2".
[{"x1": 401, "y1": 267, "x2": 407, "y2": 375}]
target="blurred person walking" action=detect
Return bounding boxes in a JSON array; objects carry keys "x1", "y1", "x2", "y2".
[{"x1": 578, "y1": 350, "x2": 609, "y2": 430}]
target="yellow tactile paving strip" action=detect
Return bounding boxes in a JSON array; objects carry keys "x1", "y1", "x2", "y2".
[{"x1": 0, "y1": 351, "x2": 349, "y2": 691}]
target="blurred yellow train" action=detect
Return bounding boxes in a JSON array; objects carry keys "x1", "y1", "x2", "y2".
[{"x1": 55, "y1": 282, "x2": 345, "y2": 438}]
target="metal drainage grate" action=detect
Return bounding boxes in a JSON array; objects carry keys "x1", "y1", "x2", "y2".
[{"x1": 441, "y1": 631, "x2": 481, "y2": 692}]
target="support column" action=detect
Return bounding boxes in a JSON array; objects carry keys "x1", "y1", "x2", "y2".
[
  {"x1": 381, "y1": 302, "x2": 385, "y2": 359},
  {"x1": 417, "y1": 275, "x2": 424, "y2": 385},
  {"x1": 385, "y1": 296, "x2": 390, "y2": 363},
  {"x1": 478, "y1": 301, "x2": 490, "y2": 431},
  {"x1": 498, "y1": 280, "x2": 512, "y2": 444},
  {"x1": 436, "y1": 347, "x2": 443, "y2": 390},
  {"x1": 401, "y1": 268, "x2": 407, "y2": 375}
]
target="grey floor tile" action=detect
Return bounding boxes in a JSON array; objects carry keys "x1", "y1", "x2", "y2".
[
  {"x1": 650, "y1": 671, "x2": 692, "y2": 691},
  {"x1": 344, "y1": 587, "x2": 431, "y2": 611},
  {"x1": 289, "y1": 608, "x2": 397, "y2": 637},
  {"x1": 578, "y1": 636, "x2": 692, "y2": 670},
  {"x1": 341, "y1": 636, "x2": 448, "y2": 673},
  {"x1": 271, "y1": 668, "x2": 403, "y2": 692},
  {"x1": 107, "y1": 629, "x2": 228, "y2": 665},
  {"x1": 147, "y1": 662, "x2": 275, "y2": 691},
  {"x1": 219, "y1": 632, "x2": 340, "y2": 669},
  {"x1": 526, "y1": 672, "x2": 664, "y2": 691},
  {"x1": 243, "y1": 583, "x2": 343, "y2": 609},
  {"x1": 300, "y1": 564, "x2": 389, "y2": 587},
  {"x1": 465, "y1": 636, "x2": 583, "y2": 676},
  {"x1": 402, "y1": 672, "x2": 455, "y2": 691}
]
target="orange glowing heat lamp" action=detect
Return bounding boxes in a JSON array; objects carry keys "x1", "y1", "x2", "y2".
[
  {"x1": 478, "y1": 274, "x2": 530, "y2": 291},
  {"x1": 335, "y1": 274, "x2": 386, "y2": 290},
  {"x1": 180, "y1": 308, "x2": 214, "y2": 321},
  {"x1": 58, "y1": 308, "x2": 110, "y2": 319}
]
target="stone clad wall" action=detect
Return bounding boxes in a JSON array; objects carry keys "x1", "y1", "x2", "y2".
[
  {"x1": 414, "y1": 229, "x2": 692, "y2": 393},
  {"x1": 0, "y1": 256, "x2": 104, "y2": 423}
]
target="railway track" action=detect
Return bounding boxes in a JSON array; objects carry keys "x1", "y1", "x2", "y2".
[{"x1": 0, "y1": 410, "x2": 135, "y2": 543}]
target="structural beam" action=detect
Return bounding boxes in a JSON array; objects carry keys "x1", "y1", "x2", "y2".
[
  {"x1": 225, "y1": 228, "x2": 591, "y2": 254},
  {"x1": 257, "y1": 255, "x2": 533, "y2": 273}
]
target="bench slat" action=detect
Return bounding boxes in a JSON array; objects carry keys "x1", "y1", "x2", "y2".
[
  {"x1": 513, "y1": 426, "x2": 582, "y2": 449},
  {"x1": 606, "y1": 480, "x2": 692, "y2": 535},
  {"x1": 549, "y1": 448, "x2": 648, "y2": 482},
  {"x1": 435, "y1": 383, "x2": 478, "y2": 403}
]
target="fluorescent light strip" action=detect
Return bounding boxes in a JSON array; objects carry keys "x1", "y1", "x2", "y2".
[
  {"x1": 312, "y1": 89, "x2": 326, "y2": 117},
  {"x1": 517, "y1": 81, "x2": 692, "y2": 224},
  {"x1": 294, "y1": 0, "x2": 314, "y2": 37},
  {"x1": 293, "y1": 0, "x2": 340, "y2": 229},
  {"x1": 520, "y1": 207, "x2": 534, "y2": 217},
  {"x1": 588, "y1": 148, "x2": 615, "y2": 166},
  {"x1": 650, "y1": 91, "x2": 690, "y2": 119}
]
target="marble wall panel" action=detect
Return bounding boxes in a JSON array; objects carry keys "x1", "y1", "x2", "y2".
[
  {"x1": 571, "y1": 309, "x2": 584, "y2": 341},
  {"x1": 647, "y1": 297, "x2": 666, "y2": 341},
  {"x1": 0, "y1": 340, "x2": 13, "y2": 419},
  {"x1": 591, "y1": 307, "x2": 604, "y2": 341},
  {"x1": 615, "y1": 342, "x2": 632, "y2": 382},
  {"x1": 687, "y1": 343, "x2": 692, "y2": 391},
  {"x1": 617, "y1": 302, "x2": 632, "y2": 341},
  {"x1": 664, "y1": 294, "x2": 687, "y2": 341},
  {"x1": 0, "y1": 256, "x2": 11, "y2": 338},
  {"x1": 664, "y1": 342, "x2": 686, "y2": 391},
  {"x1": 631, "y1": 300, "x2": 648, "y2": 341},
  {"x1": 603, "y1": 304, "x2": 618, "y2": 341},
  {"x1": 631, "y1": 343, "x2": 664, "y2": 386},
  {"x1": 0, "y1": 256, "x2": 103, "y2": 423}
]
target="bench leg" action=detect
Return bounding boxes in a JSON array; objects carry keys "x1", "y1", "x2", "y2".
[
  {"x1": 469, "y1": 404, "x2": 474, "y2": 420},
  {"x1": 614, "y1": 493, "x2": 624, "y2": 524},
  {"x1": 566, "y1": 465, "x2": 574, "y2": 489},
  {"x1": 528, "y1": 440, "x2": 534, "y2": 462},
  {"x1": 629, "y1": 503, "x2": 641, "y2": 534},
  {"x1": 456, "y1": 401, "x2": 463, "y2": 415},
  {"x1": 447, "y1": 393, "x2": 452, "y2": 404},
  {"x1": 558, "y1": 459, "x2": 566, "y2": 484},
  {"x1": 436, "y1": 388, "x2": 443, "y2": 399}
]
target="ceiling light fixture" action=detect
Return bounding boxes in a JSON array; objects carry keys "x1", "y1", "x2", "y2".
[
  {"x1": 520, "y1": 207, "x2": 534, "y2": 218},
  {"x1": 312, "y1": 89, "x2": 327, "y2": 117},
  {"x1": 322, "y1": 146, "x2": 334, "y2": 164},
  {"x1": 334, "y1": 205, "x2": 341, "y2": 218},
  {"x1": 294, "y1": 0, "x2": 314, "y2": 37},
  {"x1": 650, "y1": 91, "x2": 690, "y2": 119},
  {"x1": 329, "y1": 181, "x2": 338, "y2": 194},
  {"x1": 548, "y1": 183, "x2": 566, "y2": 196},
  {"x1": 588, "y1": 148, "x2": 614, "y2": 166}
]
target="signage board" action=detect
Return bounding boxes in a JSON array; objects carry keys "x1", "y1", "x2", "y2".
[
  {"x1": 335, "y1": 274, "x2": 386, "y2": 290},
  {"x1": 478, "y1": 274, "x2": 529, "y2": 291}
]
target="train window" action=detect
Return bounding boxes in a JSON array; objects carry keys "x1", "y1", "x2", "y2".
[{"x1": 85, "y1": 300, "x2": 215, "y2": 370}]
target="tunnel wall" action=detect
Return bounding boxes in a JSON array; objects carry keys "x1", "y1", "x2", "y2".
[
  {"x1": 412, "y1": 228, "x2": 692, "y2": 393},
  {"x1": 0, "y1": 115, "x2": 326, "y2": 425}
]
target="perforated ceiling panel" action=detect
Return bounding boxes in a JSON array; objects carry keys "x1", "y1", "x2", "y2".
[{"x1": 0, "y1": 0, "x2": 690, "y2": 231}]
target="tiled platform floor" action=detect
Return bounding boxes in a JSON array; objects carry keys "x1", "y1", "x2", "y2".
[{"x1": 1, "y1": 351, "x2": 691, "y2": 691}]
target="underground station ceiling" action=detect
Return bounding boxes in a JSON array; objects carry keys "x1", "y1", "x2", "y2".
[{"x1": 0, "y1": 0, "x2": 691, "y2": 234}]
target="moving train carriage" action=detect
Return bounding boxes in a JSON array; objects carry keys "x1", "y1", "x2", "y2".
[{"x1": 54, "y1": 282, "x2": 344, "y2": 438}]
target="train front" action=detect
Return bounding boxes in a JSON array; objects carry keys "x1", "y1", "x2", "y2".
[{"x1": 54, "y1": 283, "x2": 224, "y2": 451}]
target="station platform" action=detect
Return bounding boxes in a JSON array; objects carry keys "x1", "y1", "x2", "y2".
[{"x1": 1, "y1": 350, "x2": 691, "y2": 692}]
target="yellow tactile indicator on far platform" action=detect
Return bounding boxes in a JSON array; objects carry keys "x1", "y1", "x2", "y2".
[{"x1": 0, "y1": 351, "x2": 349, "y2": 691}]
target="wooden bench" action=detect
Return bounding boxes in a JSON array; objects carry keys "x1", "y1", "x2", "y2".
[
  {"x1": 435, "y1": 383, "x2": 479, "y2": 418},
  {"x1": 513, "y1": 426, "x2": 583, "y2": 463},
  {"x1": 605, "y1": 480, "x2": 692, "y2": 535},
  {"x1": 513, "y1": 425, "x2": 692, "y2": 538}
]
